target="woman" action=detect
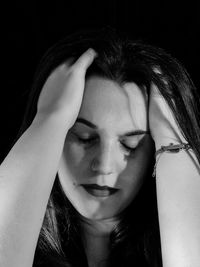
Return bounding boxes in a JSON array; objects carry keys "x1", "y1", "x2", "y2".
[{"x1": 0, "y1": 28, "x2": 200, "y2": 267}]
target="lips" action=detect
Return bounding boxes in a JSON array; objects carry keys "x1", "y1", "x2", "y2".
[{"x1": 81, "y1": 184, "x2": 119, "y2": 197}]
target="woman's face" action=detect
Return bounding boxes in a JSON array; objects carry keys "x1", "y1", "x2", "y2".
[{"x1": 58, "y1": 76, "x2": 153, "y2": 220}]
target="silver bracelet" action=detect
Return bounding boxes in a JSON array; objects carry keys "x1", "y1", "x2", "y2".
[{"x1": 152, "y1": 142, "x2": 191, "y2": 177}]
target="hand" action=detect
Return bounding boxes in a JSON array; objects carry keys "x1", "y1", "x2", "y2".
[
  {"x1": 37, "y1": 48, "x2": 97, "y2": 128},
  {"x1": 149, "y1": 83, "x2": 187, "y2": 149}
]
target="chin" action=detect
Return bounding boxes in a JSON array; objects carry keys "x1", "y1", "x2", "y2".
[{"x1": 76, "y1": 206, "x2": 122, "y2": 221}]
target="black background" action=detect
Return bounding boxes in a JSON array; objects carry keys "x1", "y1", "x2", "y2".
[{"x1": 2, "y1": 0, "x2": 200, "y2": 160}]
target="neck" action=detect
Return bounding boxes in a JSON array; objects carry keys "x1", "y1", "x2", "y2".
[
  {"x1": 80, "y1": 217, "x2": 119, "y2": 267},
  {"x1": 81, "y1": 216, "x2": 119, "y2": 237}
]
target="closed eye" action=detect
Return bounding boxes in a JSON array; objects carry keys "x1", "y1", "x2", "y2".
[
  {"x1": 78, "y1": 137, "x2": 138, "y2": 151},
  {"x1": 77, "y1": 136, "x2": 97, "y2": 144},
  {"x1": 120, "y1": 142, "x2": 137, "y2": 153}
]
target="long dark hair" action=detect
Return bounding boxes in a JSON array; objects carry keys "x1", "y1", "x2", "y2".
[{"x1": 13, "y1": 27, "x2": 200, "y2": 266}]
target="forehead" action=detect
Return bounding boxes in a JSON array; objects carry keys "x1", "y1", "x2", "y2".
[{"x1": 78, "y1": 76, "x2": 148, "y2": 131}]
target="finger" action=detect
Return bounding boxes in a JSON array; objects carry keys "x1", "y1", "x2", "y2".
[
  {"x1": 73, "y1": 48, "x2": 97, "y2": 71},
  {"x1": 150, "y1": 83, "x2": 162, "y2": 98}
]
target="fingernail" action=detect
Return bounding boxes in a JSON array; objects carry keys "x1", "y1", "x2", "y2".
[{"x1": 87, "y1": 48, "x2": 98, "y2": 58}]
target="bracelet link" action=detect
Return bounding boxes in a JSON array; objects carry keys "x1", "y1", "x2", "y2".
[
  {"x1": 155, "y1": 143, "x2": 191, "y2": 157},
  {"x1": 152, "y1": 142, "x2": 191, "y2": 177}
]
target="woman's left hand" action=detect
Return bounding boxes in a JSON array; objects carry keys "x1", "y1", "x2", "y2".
[{"x1": 149, "y1": 83, "x2": 187, "y2": 150}]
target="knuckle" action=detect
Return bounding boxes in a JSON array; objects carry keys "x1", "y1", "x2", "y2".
[{"x1": 71, "y1": 63, "x2": 84, "y2": 75}]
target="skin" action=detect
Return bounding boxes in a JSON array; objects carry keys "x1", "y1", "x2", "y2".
[
  {"x1": 57, "y1": 75, "x2": 154, "y2": 265},
  {"x1": 38, "y1": 50, "x2": 200, "y2": 267},
  {"x1": 1, "y1": 47, "x2": 198, "y2": 267}
]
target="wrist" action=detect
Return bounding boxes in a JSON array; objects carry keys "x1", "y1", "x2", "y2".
[
  {"x1": 152, "y1": 141, "x2": 192, "y2": 177},
  {"x1": 154, "y1": 139, "x2": 177, "y2": 151},
  {"x1": 154, "y1": 137, "x2": 187, "y2": 150},
  {"x1": 33, "y1": 111, "x2": 71, "y2": 132}
]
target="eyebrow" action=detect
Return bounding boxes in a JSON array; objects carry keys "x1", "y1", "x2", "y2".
[
  {"x1": 76, "y1": 118, "x2": 150, "y2": 136},
  {"x1": 76, "y1": 118, "x2": 97, "y2": 129},
  {"x1": 123, "y1": 130, "x2": 150, "y2": 137}
]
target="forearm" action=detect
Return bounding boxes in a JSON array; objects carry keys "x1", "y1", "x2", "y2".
[
  {"x1": 0, "y1": 113, "x2": 69, "y2": 267},
  {"x1": 156, "y1": 149, "x2": 200, "y2": 267}
]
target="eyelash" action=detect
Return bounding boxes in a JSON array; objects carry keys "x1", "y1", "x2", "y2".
[
  {"x1": 78, "y1": 137, "x2": 97, "y2": 144},
  {"x1": 120, "y1": 143, "x2": 136, "y2": 153},
  {"x1": 77, "y1": 137, "x2": 136, "y2": 152}
]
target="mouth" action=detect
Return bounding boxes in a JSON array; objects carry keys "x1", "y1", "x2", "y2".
[{"x1": 81, "y1": 184, "x2": 119, "y2": 197}]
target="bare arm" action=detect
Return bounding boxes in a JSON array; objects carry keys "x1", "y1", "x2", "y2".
[
  {"x1": 0, "y1": 48, "x2": 97, "y2": 267},
  {"x1": 150, "y1": 84, "x2": 200, "y2": 267},
  {"x1": 0, "y1": 114, "x2": 69, "y2": 267},
  {"x1": 156, "y1": 149, "x2": 200, "y2": 267}
]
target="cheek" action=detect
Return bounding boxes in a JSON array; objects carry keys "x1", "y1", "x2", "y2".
[
  {"x1": 120, "y1": 158, "x2": 146, "y2": 192},
  {"x1": 61, "y1": 141, "x2": 95, "y2": 183},
  {"x1": 59, "y1": 141, "x2": 91, "y2": 187},
  {"x1": 63, "y1": 142, "x2": 87, "y2": 170},
  {"x1": 120, "y1": 143, "x2": 153, "y2": 197}
]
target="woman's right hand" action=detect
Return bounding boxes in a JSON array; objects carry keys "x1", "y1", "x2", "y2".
[{"x1": 37, "y1": 48, "x2": 97, "y2": 128}]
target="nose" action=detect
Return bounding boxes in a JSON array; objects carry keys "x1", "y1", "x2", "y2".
[{"x1": 90, "y1": 143, "x2": 114, "y2": 175}]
